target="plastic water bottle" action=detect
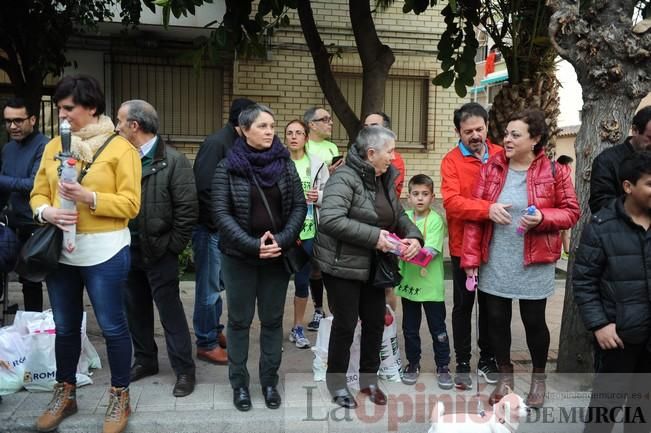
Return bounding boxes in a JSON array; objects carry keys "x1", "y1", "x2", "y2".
[
  {"x1": 516, "y1": 205, "x2": 537, "y2": 235},
  {"x1": 60, "y1": 158, "x2": 77, "y2": 252},
  {"x1": 306, "y1": 202, "x2": 314, "y2": 219}
]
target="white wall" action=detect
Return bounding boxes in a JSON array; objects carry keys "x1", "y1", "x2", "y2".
[
  {"x1": 556, "y1": 59, "x2": 583, "y2": 128},
  {"x1": 109, "y1": 1, "x2": 226, "y2": 29},
  {"x1": 63, "y1": 50, "x2": 104, "y2": 82}
]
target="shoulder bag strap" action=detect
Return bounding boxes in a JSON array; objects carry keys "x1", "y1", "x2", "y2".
[
  {"x1": 250, "y1": 174, "x2": 279, "y2": 233},
  {"x1": 78, "y1": 133, "x2": 117, "y2": 183}
]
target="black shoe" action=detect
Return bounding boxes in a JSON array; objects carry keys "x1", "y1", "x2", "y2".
[
  {"x1": 359, "y1": 384, "x2": 387, "y2": 405},
  {"x1": 173, "y1": 373, "x2": 196, "y2": 397},
  {"x1": 233, "y1": 387, "x2": 252, "y2": 412},
  {"x1": 130, "y1": 363, "x2": 159, "y2": 382},
  {"x1": 331, "y1": 388, "x2": 357, "y2": 409},
  {"x1": 454, "y1": 362, "x2": 473, "y2": 390},
  {"x1": 478, "y1": 357, "x2": 499, "y2": 384},
  {"x1": 262, "y1": 385, "x2": 281, "y2": 409}
]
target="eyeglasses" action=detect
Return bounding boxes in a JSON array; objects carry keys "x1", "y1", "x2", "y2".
[
  {"x1": 312, "y1": 116, "x2": 333, "y2": 123},
  {"x1": 4, "y1": 118, "x2": 29, "y2": 127},
  {"x1": 286, "y1": 130, "x2": 306, "y2": 136}
]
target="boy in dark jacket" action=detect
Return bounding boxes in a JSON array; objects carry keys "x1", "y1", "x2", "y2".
[{"x1": 573, "y1": 151, "x2": 651, "y2": 433}]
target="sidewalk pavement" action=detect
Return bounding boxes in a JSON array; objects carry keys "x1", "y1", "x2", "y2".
[{"x1": 2, "y1": 268, "x2": 607, "y2": 433}]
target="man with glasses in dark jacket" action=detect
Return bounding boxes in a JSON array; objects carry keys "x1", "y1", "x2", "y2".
[{"x1": 1, "y1": 97, "x2": 49, "y2": 311}]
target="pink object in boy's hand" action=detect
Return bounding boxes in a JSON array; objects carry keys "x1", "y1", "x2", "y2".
[{"x1": 387, "y1": 232, "x2": 434, "y2": 267}]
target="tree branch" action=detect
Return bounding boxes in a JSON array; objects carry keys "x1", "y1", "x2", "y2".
[{"x1": 296, "y1": 0, "x2": 358, "y2": 142}]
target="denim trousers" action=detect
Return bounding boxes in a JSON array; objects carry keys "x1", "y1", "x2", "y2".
[
  {"x1": 125, "y1": 249, "x2": 195, "y2": 376},
  {"x1": 401, "y1": 297, "x2": 451, "y2": 368},
  {"x1": 192, "y1": 225, "x2": 224, "y2": 350},
  {"x1": 221, "y1": 254, "x2": 290, "y2": 389},
  {"x1": 46, "y1": 246, "x2": 132, "y2": 387},
  {"x1": 293, "y1": 238, "x2": 314, "y2": 298}
]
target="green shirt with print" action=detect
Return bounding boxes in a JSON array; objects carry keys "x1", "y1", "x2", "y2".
[
  {"x1": 292, "y1": 154, "x2": 315, "y2": 240},
  {"x1": 395, "y1": 209, "x2": 447, "y2": 302},
  {"x1": 306, "y1": 139, "x2": 339, "y2": 165}
]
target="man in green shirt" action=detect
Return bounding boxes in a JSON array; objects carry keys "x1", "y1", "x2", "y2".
[{"x1": 303, "y1": 107, "x2": 342, "y2": 173}]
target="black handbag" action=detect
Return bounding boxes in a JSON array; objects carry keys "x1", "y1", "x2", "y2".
[
  {"x1": 14, "y1": 224, "x2": 63, "y2": 282},
  {"x1": 371, "y1": 251, "x2": 402, "y2": 289},
  {"x1": 251, "y1": 174, "x2": 310, "y2": 274},
  {"x1": 14, "y1": 134, "x2": 116, "y2": 282}
]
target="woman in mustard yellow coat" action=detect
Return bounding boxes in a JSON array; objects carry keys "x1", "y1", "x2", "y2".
[{"x1": 31, "y1": 75, "x2": 140, "y2": 433}]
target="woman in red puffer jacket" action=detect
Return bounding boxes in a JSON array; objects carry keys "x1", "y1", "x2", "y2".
[{"x1": 461, "y1": 109, "x2": 579, "y2": 408}]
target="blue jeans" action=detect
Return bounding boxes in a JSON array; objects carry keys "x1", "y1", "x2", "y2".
[
  {"x1": 46, "y1": 246, "x2": 132, "y2": 387},
  {"x1": 293, "y1": 238, "x2": 314, "y2": 298},
  {"x1": 192, "y1": 225, "x2": 224, "y2": 350},
  {"x1": 401, "y1": 297, "x2": 451, "y2": 368}
]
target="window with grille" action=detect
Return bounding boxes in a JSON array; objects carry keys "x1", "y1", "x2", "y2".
[
  {"x1": 328, "y1": 73, "x2": 429, "y2": 148},
  {"x1": 109, "y1": 55, "x2": 224, "y2": 140}
]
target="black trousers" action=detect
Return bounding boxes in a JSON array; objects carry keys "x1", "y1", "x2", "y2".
[
  {"x1": 450, "y1": 256, "x2": 493, "y2": 365},
  {"x1": 584, "y1": 343, "x2": 651, "y2": 433},
  {"x1": 16, "y1": 225, "x2": 43, "y2": 311},
  {"x1": 482, "y1": 291, "x2": 550, "y2": 368},
  {"x1": 323, "y1": 272, "x2": 385, "y2": 391},
  {"x1": 125, "y1": 248, "x2": 195, "y2": 376},
  {"x1": 221, "y1": 254, "x2": 290, "y2": 389}
]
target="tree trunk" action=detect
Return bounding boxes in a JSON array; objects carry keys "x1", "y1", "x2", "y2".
[
  {"x1": 488, "y1": 72, "x2": 560, "y2": 155},
  {"x1": 349, "y1": 0, "x2": 395, "y2": 123},
  {"x1": 296, "y1": 0, "x2": 394, "y2": 144},
  {"x1": 548, "y1": 0, "x2": 651, "y2": 373},
  {"x1": 296, "y1": 0, "x2": 359, "y2": 142},
  {"x1": 557, "y1": 94, "x2": 639, "y2": 372}
]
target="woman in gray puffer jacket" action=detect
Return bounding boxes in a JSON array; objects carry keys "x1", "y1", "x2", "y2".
[{"x1": 313, "y1": 126, "x2": 423, "y2": 409}]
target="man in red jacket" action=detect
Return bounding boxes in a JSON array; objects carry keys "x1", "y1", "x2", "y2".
[{"x1": 440, "y1": 102, "x2": 508, "y2": 390}]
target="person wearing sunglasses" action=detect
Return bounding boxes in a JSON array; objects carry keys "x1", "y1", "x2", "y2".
[{"x1": 1, "y1": 97, "x2": 49, "y2": 311}]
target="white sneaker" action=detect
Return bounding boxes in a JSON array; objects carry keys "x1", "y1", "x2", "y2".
[{"x1": 289, "y1": 326, "x2": 311, "y2": 349}]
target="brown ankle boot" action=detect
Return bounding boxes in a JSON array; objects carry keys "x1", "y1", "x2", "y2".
[
  {"x1": 489, "y1": 364, "x2": 514, "y2": 406},
  {"x1": 103, "y1": 386, "x2": 131, "y2": 433},
  {"x1": 36, "y1": 382, "x2": 78, "y2": 432},
  {"x1": 526, "y1": 368, "x2": 546, "y2": 408}
]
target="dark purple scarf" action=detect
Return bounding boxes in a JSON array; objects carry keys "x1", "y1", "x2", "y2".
[{"x1": 227, "y1": 135, "x2": 289, "y2": 187}]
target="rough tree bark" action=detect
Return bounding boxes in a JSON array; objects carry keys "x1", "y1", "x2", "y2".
[
  {"x1": 349, "y1": 0, "x2": 395, "y2": 122},
  {"x1": 296, "y1": 0, "x2": 394, "y2": 143},
  {"x1": 548, "y1": 0, "x2": 651, "y2": 373}
]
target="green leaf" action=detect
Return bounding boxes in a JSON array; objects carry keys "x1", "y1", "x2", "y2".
[
  {"x1": 432, "y1": 70, "x2": 455, "y2": 87},
  {"x1": 454, "y1": 77, "x2": 467, "y2": 97}
]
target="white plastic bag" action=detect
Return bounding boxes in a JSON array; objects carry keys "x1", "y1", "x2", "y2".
[
  {"x1": 311, "y1": 316, "x2": 361, "y2": 389},
  {"x1": 18, "y1": 310, "x2": 96, "y2": 391},
  {"x1": 377, "y1": 305, "x2": 402, "y2": 382},
  {"x1": 0, "y1": 327, "x2": 27, "y2": 395}
]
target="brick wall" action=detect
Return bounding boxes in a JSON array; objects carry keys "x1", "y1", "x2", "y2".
[{"x1": 230, "y1": 0, "x2": 466, "y2": 196}]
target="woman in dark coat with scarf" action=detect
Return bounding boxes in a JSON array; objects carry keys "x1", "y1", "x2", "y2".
[{"x1": 212, "y1": 104, "x2": 306, "y2": 412}]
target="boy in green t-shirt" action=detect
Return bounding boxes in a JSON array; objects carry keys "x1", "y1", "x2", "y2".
[{"x1": 395, "y1": 174, "x2": 452, "y2": 390}]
